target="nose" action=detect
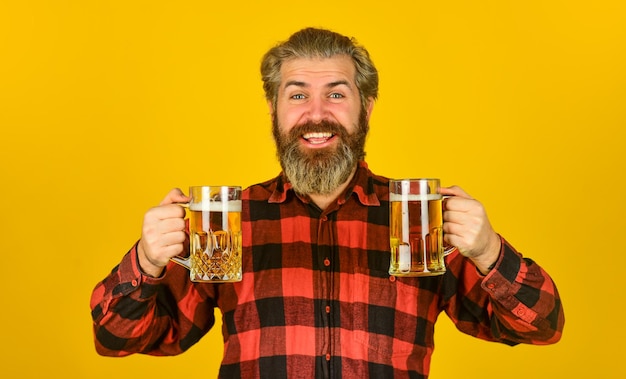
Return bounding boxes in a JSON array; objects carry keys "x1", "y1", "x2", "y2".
[{"x1": 304, "y1": 96, "x2": 329, "y2": 123}]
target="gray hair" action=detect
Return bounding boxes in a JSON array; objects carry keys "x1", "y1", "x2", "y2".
[{"x1": 260, "y1": 27, "x2": 379, "y2": 111}]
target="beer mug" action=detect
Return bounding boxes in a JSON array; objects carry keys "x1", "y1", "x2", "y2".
[
  {"x1": 171, "y1": 186, "x2": 243, "y2": 282},
  {"x1": 389, "y1": 179, "x2": 455, "y2": 277}
]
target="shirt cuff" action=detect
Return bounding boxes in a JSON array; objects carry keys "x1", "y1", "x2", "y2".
[
  {"x1": 115, "y1": 241, "x2": 166, "y2": 296},
  {"x1": 480, "y1": 237, "x2": 523, "y2": 298}
]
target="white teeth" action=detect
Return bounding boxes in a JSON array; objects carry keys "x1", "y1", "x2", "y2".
[{"x1": 303, "y1": 132, "x2": 333, "y2": 139}]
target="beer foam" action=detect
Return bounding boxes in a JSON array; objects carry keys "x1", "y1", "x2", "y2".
[
  {"x1": 189, "y1": 200, "x2": 242, "y2": 212},
  {"x1": 389, "y1": 193, "x2": 441, "y2": 202}
]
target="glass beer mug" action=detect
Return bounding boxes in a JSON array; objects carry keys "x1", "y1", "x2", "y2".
[
  {"x1": 389, "y1": 178, "x2": 455, "y2": 277},
  {"x1": 171, "y1": 186, "x2": 243, "y2": 282}
]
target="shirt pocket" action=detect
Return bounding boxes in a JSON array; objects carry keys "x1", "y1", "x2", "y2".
[{"x1": 349, "y1": 267, "x2": 425, "y2": 358}]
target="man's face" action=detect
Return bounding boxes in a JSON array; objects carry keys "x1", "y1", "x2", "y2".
[{"x1": 269, "y1": 56, "x2": 373, "y2": 195}]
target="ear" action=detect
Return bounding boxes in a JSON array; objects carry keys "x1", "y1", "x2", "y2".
[
  {"x1": 267, "y1": 100, "x2": 275, "y2": 122},
  {"x1": 364, "y1": 97, "x2": 375, "y2": 122}
]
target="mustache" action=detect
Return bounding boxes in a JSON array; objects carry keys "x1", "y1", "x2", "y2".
[{"x1": 286, "y1": 120, "x2": 349, "y2": 141}]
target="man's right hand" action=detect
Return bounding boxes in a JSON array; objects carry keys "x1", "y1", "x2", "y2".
[{"x1": 137, "y1": 188, "x2": 190, "y2": 277}]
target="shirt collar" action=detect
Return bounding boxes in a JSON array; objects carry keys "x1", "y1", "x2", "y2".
[{"x1": 268, "y1": 161, "x2": 381, "y2": 207}]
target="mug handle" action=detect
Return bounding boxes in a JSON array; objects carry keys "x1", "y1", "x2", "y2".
[
  {"x1": 443, "y1": 245, "x2": 457, "y2": 256},
  {"x1": 171, "y1": 254, "x2": 191, "y2": 269},
  {"x1": 170, "y1": 203, "x2": 192, "y2": 270},
  {"x1": 442, "y1": 195, "x2": 457, "y2": 256}
]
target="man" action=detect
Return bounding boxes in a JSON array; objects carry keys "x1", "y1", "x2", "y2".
[{"x1": 91, "y1": 28, "x2": 564, "y2": 378}]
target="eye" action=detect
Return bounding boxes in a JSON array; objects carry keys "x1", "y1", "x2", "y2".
[
  {"x1": 329, "y1": 93, "x2": 344, "y2": 99},
  {"x1": 291, "y1": 93, "x2": 306, "y2": 100}
]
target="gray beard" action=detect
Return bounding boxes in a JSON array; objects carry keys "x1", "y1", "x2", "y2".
[
  {"x1": 273, "y1": 111, "x2": 368, "y2": 196},
  {"x1": 280, "y1": 140, "x2": 356, "y2": 196}
]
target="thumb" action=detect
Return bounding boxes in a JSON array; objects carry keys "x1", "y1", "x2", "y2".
[{"x1": 159, "y1": 188, "x2": 190, "y2": 205}]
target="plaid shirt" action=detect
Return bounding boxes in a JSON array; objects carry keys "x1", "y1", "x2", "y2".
[{"x1": 91, "y1": 161, "x2": 564, "y2": 378}]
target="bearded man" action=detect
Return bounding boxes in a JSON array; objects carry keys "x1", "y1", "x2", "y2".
[{"x1": 91, "y1": 27, "x2": 564, "y2": 378}]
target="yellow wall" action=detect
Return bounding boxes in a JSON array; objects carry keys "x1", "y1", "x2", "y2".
[{"x1": 1, "y1": 1, "x2": 624, "y2": 378}]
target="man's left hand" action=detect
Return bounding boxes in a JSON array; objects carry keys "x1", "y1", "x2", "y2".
[{"x1": 440, "y1": 185, "x2": 501, "y2": 274}]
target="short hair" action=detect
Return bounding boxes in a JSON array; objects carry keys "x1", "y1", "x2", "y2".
[{"x1": 260, "y1": 27, "x2": 379, "y2": 111}]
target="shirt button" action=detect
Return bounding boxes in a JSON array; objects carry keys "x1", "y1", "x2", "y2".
[
  {"x1": 325, "y1": 353, "x2": 331, "y2": 361},
  {"x1": 321, "y1": 216, "x2": 328, "y2": 221},
  {"x1": 487, "y1": 283, "x2": 495, "y2": 290},
  {"x1": 324, "y1": 258, "x2": 331, "y2": 267},
  {"x1": 389, "y1": 276, "x2": 396, "y2": 282},
  {"x1": 325, "y1": 305, "x2": 331, "y2": 313},
  {"x1": 131, "y1": 279, "x2": 138, "y2": 287}
]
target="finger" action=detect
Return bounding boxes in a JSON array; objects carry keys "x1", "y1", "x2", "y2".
[
  {"x1": 443, "y1": 222, "x2": 476, "y2": 252},
  {"x1": 159, "y1": 188, "x2": 190, "y2": 206},
  {"x1": 156, "y1": 216, "x2": 186, "y2": 234},
  {"x1": 158, "y1": 230, "x2": 187, "y2": 249},
  {"x1": 446, "y1": 207, "x2": 487, "y2": 231},
  {"x1": 440, "y1": 185, "x2": 473, "y2": 199},
  {"x1": 442, "y1": 230, "x2": 465, "y2": 253},
  {"x1": 146, "y1": 230, "x2": 187, "y2": 264},
  {"x1": 141, "y1": 206, "x2": 186, "y2": 247},
  {"x1": 148, "y1": 203, "x2": 187, "y2": 221},
  {"x1": 443, "y1": 209, "x2": 466, "y2": 224},
  {"x1": 150, "y1": 242, "x2": 187, "y2": 266},
  {"x1": 443, "y1": 216, "x2": 470, "y2": 235},
  {"x1": 443, "y1": 197, "x2": 478, "y2": 213}
]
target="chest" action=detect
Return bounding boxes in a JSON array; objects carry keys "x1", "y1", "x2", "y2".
[{"x1": 242, "y1": 198, "x2": 390, "y2": 273}]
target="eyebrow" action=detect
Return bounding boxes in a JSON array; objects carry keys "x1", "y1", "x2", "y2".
[{"x1": 283, "y1": 80, "x2": 352, "y2": 90}]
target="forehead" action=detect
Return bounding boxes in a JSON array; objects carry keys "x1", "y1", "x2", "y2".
[{"x1": 279, "y1": 55, "x2": 356, "y2": 84}]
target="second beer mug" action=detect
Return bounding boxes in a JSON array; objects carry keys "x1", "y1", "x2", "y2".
[
  {"x1": 171, "y1": 186, "x2": 243, "y2": 282},
  {"x1": 389, "y1": 178, "x2": 455, "y2": 277}
]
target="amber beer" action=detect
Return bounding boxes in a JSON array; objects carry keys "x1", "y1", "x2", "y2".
[
  {"x1": 171, "y1": 186, "x2": 242, "y2": 282},
  {"x1": 389, "y1": 179, "x2": 446, "y2": 276},
  {"x1": 188, "y1": 200, "x2": 242, "y2": 282}
]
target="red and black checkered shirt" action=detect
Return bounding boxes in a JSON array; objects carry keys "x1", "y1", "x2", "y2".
[{"x1": 91, "y1": 161, "x2": 564, "y2": 378}]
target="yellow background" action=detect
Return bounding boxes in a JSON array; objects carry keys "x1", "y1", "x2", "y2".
[{"x1": 1, "y1": 1, "x2": 624, "y2": 378}]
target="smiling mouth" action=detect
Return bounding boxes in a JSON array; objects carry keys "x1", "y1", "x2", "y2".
[{"x1": 302, "y1": 132, "x2": 335, "y2": 145}]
